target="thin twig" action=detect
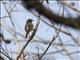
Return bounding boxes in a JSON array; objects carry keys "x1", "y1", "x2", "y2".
[
  {"x1": 58, "y1": 1, "x2": 80, "y2": 13},
  {"x1": 0, "y1": 51, "x2": 13, "y2": 60},
  {"x1": 39, "y1": 25, "x2": 61, "y2": 60},
  {"x1": 58, "y1": 37, "x2": 74, "y2": 60},
  {"x1": 0, "y1": 16, "x2": 9, "y2": 19},
  {"x1": 0, "y1": 45, "x2": 10, "y2": 58},
  {"x1": 9, "y1": 2, "x2": 18, "y2": 12},
  {"x1": 2, "y1": 2, "x2": 20, "y2": 51},
  {"x1": 63, "y1": 26, "x2": 80, "y2": 46}
]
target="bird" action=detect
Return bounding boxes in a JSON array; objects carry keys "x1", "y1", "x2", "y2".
[{"x1": 25, "y1": 19, "x2": 33, "y2": 38}]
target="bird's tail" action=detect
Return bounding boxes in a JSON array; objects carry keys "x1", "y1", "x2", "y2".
[{"x1": 25, "y1": 32, "x2": 29, "y2": 38}]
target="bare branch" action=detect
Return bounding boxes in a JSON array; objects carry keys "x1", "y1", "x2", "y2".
[
  {"x1": 39, "y1": 25, "x2": 61, "y2": 60},
  {"x1": 2, "y1": 2, "x2": 20, "y2": 51}
]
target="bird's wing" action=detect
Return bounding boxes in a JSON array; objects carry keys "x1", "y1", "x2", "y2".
[{"x1": 25, "y1": 23, "x2": 28, "y2": 32}]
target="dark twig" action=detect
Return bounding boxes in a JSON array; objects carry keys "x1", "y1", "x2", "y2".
[
  {"x1": 0, "y1": 51, "x2": 13, "y2": 60},
  {"x1": 0, "y1": 45, "x2": 10, "y2": 58},
  {"x1": 0, "y1": 56, "x2": 5, "y2": 60}
]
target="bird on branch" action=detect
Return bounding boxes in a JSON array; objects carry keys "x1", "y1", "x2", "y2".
[{"x1": 25, "y1": 19, "x2": 33, "y2": 38}]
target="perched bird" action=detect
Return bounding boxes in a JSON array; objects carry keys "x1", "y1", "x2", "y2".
[{"x1": 25, "y1": 19, "x2": 33, "y2": 38}]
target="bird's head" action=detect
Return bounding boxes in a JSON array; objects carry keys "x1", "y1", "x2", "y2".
[{"x1": 27, "y1": 19, "x2": 33, "y2": 23}]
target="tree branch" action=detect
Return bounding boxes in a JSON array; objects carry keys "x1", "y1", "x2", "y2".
[{"x1": 22, "y1": 0, "x2": 80, "y2": 29}]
